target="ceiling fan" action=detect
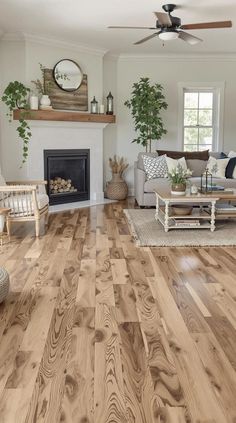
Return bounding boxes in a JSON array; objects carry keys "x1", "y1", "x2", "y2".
[{"x1": 108, "y1": 4, "x2": 232, "y2": 46}]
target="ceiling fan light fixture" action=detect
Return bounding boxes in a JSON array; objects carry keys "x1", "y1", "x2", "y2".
[{"x1": 158, "y1": 29, "x2": 179, "y2": 41}]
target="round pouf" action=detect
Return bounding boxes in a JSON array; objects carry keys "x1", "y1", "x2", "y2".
[{"x1": 0, "y1": 267, "x2": 9, "y2": 303}]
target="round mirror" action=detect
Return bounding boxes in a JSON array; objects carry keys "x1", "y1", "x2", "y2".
[{"x1": 53, "y1": 59, "x2": 83, "y2": 91}]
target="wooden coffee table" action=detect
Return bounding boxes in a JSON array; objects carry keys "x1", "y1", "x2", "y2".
[
  {"x1": 154, "y1": 187, "x2": 236, "y2": 232},
  {"x1": 154, "y1": 188, "x2": 219, "y2": 232}
]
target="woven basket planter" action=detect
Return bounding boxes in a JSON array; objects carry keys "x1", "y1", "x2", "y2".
[
  {"x1": 0, "y1": 267, "x2": 9, "y2": 303},
  {"x1": 106, "y1": 173, "x2": 128, "y2": 200}
]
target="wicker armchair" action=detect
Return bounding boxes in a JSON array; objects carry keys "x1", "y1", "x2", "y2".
[{"x1": 0, "y1": 180, "x2": 49, "y2": 237}]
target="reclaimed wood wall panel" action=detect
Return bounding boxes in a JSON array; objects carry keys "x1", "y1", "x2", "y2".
[{"x1": 44, "y1": 68, "x2": 88, "y2": 111}]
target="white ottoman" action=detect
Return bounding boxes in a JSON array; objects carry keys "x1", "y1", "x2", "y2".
[{"x1": 0, "y1": 268, "x2": 9, "y2": 303}]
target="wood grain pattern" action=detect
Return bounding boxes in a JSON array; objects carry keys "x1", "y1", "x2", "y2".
[
  {"x1": 0, "y1": 202, "x2": 235, "y2": 423},
  {"x1": 13, "y1": 109, "x2": 116, "y2": 123},
  {"x1": 45, "y1": 68, "x2": 88, "y2": 111}
]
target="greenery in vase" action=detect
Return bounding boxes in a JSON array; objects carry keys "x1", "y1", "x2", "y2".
[
  {"x1": 31, "y1": 63, "x2": 52, "y2": 95},
  {"x1": 1, "y1": 81, "x2": 31, "y2": 165},
  {"x1": 168, "y1": 163, "x2": 192, "y2": 185},
  {"x1": 109, "y1": 155, "x2": 129, "y2": 176},
  {"x1": 124, "y1": 77, "x2": 168, "y2": 152}
]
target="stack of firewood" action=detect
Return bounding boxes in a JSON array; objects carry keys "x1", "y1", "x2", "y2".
[{"x1": 50, "y1": 177, "x2": 78, "y2": 194}]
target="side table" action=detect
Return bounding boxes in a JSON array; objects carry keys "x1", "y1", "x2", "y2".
[{"x1": 0, "y1": 208, "x2": 11, "y2": 245}]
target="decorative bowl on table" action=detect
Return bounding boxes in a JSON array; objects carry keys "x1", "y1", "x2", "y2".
[{"x1": 172, "y1": 205, "x2": 193, "y2": 216}]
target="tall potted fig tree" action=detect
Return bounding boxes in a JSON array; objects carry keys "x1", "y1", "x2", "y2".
[{"x1": 124, "y1": 77, "x2": 168, "y2": 152}]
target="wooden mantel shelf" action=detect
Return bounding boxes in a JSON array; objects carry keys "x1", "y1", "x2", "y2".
[{"x1": 13, "y1": 109, "x2": 116, "y2": 124}]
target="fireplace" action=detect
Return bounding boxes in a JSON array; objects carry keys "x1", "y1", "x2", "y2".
[{"x1": 44, "y1": 149, "x2": 90, "y2": 205}]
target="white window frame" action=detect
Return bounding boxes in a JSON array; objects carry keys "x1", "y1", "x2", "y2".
[{"x1": 178, "y1": 82, "x2": 225, "y2": 152}]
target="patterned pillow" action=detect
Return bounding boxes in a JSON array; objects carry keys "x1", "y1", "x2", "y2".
[{"x1": 143, "y1": 154, "x2": 168, "y2": 180}]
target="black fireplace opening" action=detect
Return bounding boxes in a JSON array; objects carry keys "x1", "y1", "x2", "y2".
[{"x1": 44, "y1": 149, "x2": 90, "y2": 205}]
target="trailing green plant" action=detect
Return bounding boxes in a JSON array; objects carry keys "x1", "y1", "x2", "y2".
[
  {"x1": 124, "y1": 77, "x2": 168, "y2": 152},
  {"x1": 31, "y1": 63, "x2": 52, "y2": 95},
  {"x1": 1, "y1": 81, "x2": 31, "y2": 165}
]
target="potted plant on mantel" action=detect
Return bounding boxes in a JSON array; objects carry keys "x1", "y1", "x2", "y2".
[
  {"x1": 1, "y1": 81, "x2": 31, "y2": 165},
  {"x1": 31, "y1": 63, "x2": 52, "y2": 108},
  {"x1": 124, "y1": 77, "x2": 168, "y2": 153}
]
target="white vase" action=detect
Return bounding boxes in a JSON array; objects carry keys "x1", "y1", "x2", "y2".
[
  {"x1": 29, "y1": 95, "x2": 39, "y2": 110},
  {"x1": 40, "y1": 95, "x2": 51, "y2": 107}
]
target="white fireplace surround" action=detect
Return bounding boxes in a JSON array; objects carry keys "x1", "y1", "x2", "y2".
[{"x1": 27, "y1": 121, "x2": 108, "y2": 202}]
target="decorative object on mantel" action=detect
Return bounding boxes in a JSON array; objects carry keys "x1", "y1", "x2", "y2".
[
  {"x1": 29, "y1": 93, "x2": 39, "y2": 110},
  {"x1": 124, "y1": 77, "x2": 168, "y2": 152},
  {"x1": 106, "y1": 92, "x2": 114, "y2": 115},
  {"x1": 168, "y1": 163, "x2": 192, "y2": 195},
  {"x1": 99, "y1": 104, "x2": 105, "y2": 114},
  {"x1": 31, "y1": 63, "x2": 52, "y2": 109},
  {"x1": 91, "y1": 96, "x2": 98, "y2": 114},
  {"x1": 53, "y1": 59, "x2": 83, "y2": 91},
  {"x1": 106, "y1": 155, "x2": 129, "y2": 200},
  {"x1": 1, "y1": 81, "x2": 31, "y2": 165},
  {"x1": 0, "y1": 267, "x2": 10, "y2": 304},
  {"x1": 44, "y1": 62, "x2": 88, "y2": 111}
]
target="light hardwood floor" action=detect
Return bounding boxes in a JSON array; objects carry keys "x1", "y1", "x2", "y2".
[{"x1": 0, "y1": 199, "x2": 236, "y2": 423}]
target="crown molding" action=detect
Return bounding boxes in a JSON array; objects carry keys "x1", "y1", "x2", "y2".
[
  {"x1": 118, "y1": 53, "x2": 236, "y2": 62},
  {"x1": 1, "y1": 32, "x2": 107, "y2": 56}
]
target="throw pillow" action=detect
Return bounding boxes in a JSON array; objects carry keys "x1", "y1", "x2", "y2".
[
  {"x1": 228, "y1": 151, "x2": 236, "y2": 158},
  {"x1": 207, "y1": 156, "x2": 229, "y2": 179},
  {"x1": 143, "y1": 154, "x2": 168, "y2": 180},
  {"x1": 156, "y1": 149, "x2": 209, "y2": 161},
  {"x1": 165, "y1": 156, "x2": 187, "y2": 174},
  {"x1": 225, "y1": 157, "x2": 236, "y2": 178},
  {"x1": 186, "y1": 159, "x2": 207, "y2": 177}
]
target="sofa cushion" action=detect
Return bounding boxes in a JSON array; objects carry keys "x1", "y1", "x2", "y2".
[
  {"x1": 3, "y1": 193, "x2": 49, "y2": 215},
  {"x1": 137, "y1": 152, "x2": 158, "y2": 171},
  {"x1": 144, "y1": 177, "x2": 170, "y2": 193},
  {"x1": 207, "y1": 156, "x2": 229, "y2": 179},
  {"x1": 157, "y1": 149, "x2": 209, "y2": 161},
  {"x1": 144, "y1": 176, "x2": 236, "y2": 193},
  {"x1": 166, "y1": 156, "x2": 187, "y2": 173},
  {"x1": 186, "y1": 159, "x2": 207, "y2": 177},
  {"x1": 143, "y1": 154, "x2": 168, "y2": 180}
]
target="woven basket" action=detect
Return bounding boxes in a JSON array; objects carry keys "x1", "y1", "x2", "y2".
[
  {"x1": 0, "y1": 267, "x2": 9, "y2": 303},
  {"x1": 106, "y1": 173, "x2": 128, "y2": 200}
]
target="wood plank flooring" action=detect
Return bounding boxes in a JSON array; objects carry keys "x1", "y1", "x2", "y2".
[{"x1": 0, "y1": 199, "x2": 235, "y2": 422}]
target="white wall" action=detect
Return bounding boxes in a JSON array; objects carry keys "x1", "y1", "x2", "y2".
[
  {"x1": 103, "y1": 54, "x2": 117, "y2": 186},
  {"x1": 112, "y1": 55, "x2": 236, "y2": 194},
  {"x1": 1, "y1": 36, "x2": 236, "y2": 196},
  {"x1": 0, "y1": 39, "x2": 27, "y2": 179},
  {"x1": 0, "y1": 36, "x2": 104, "y2": 180}
]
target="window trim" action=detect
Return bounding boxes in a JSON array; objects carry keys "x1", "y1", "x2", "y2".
[{"x1": 178, "y1": 82, "x2": 225, "y2": 152}]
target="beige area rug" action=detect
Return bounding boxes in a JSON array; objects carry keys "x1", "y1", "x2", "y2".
[{"x1": 124, "y1": 209, "x2": 236, "y2": 247}]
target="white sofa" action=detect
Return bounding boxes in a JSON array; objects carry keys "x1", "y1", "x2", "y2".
[{"x1": 134, "y1": 152, "x2": 236, "y2": 207}]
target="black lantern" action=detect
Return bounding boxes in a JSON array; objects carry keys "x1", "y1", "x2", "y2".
[
  {"x1": 200, "y1": 168, "x2": 213, "y2": 193},
  {"x1": 90, "y1": 96, "x2": 98, "y2": 114},
  {"x1": 106, "y1": 91, "x2": 114, "y2": 115}
]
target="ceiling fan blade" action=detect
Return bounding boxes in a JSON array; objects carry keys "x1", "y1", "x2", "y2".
[
  {"x1": 181, "y1": 21, "x2": 232, "y2": 30},
  {"x1": 134, "y1": 33, "x2": 158, "y2": 45},
  {"x1": 178, "y1": 30, "x2": 202, "y2": 45},
  {"x1": 108, "y1": 25, "x2": 156, "y2": 29},
  {"x1": 154, "y1": 12, "x2": 172, "y2": 27}
]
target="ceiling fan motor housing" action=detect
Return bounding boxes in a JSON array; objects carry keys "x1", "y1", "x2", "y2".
[{"x1": 162, "y1": 4, "x2": 176, "y2": 13}]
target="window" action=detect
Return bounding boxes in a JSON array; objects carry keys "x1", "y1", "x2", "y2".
[
  {"x1": 178, "y1": 82, "x2": 224, "y2": 153},
  {"x1": 183, "y1": 89, "x2": 215, "y2": 152}
]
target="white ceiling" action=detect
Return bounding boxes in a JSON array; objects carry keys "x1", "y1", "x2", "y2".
[{"x1": 0, "y1": 0, "x2": 235, "y2": 54}]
